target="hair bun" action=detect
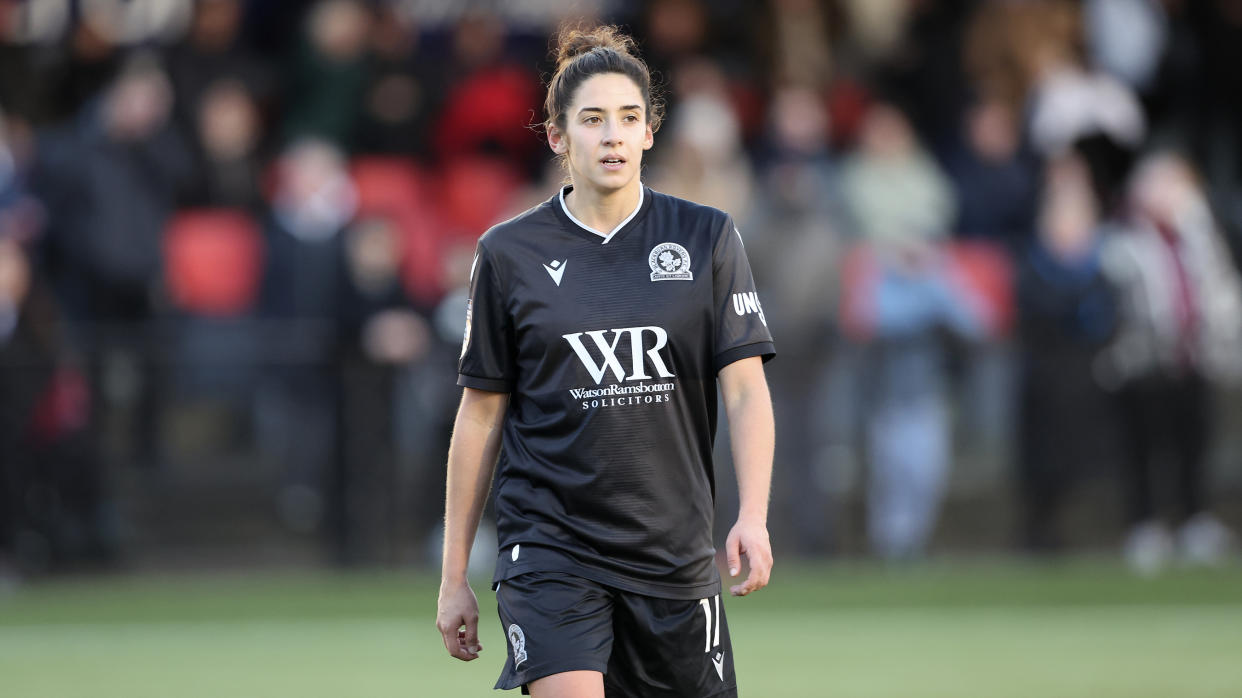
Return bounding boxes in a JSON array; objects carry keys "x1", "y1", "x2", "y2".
[{"x1": 554, "y1": 25, "x2": 636, "y2": 68}]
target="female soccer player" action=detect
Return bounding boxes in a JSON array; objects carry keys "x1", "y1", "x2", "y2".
[{"x1": 436, "y1": 24, "x2": 776, "y2": 697}]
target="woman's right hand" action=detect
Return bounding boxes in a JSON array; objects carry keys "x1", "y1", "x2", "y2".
[{"x1": 436, "y1": 577, "x2": 483, "y2": 661}]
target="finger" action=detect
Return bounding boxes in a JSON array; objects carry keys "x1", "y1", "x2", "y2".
[
  {"x1": 731, "y1": 549, "x2": 772, "y2": 596},
  {"x1": 438, "y1": 617, "x2": 463, "y2": 658},
  {"x1": 459, "y1": 628, "x2": 481, "y2": 650},
  {"x1": 725, "y1": 533, "x2": 742, "y2": 578},
  {"x1": 732, "y1": 565, "x2": 753, "y2": 596},
  {"x1": 463, "y1": 616, "x2": 483, "y2": 655},
  {"x1": 449, "y1": 630, "x2": 479, "y2": 662},
  {"x1": 746, "y1": 561, "x2": 768, "y2": 591}
]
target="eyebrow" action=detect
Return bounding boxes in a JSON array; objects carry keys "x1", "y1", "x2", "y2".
[{"x1": 577, "y1": 105, "x2": 644, "y2": 115}]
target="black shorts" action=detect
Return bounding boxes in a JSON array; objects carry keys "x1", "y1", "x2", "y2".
[{"x1": 494, "y1": 571, "x2": 738, "y2": 697}]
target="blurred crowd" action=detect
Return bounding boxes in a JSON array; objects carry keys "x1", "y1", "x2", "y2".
[{"x1": 2, "y1": 0, "x2": 1242, "y2": 578}]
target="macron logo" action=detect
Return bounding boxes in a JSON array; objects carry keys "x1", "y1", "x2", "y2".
[{"x1": 543, "y1": 259, "x2": 567, "y2": 286}]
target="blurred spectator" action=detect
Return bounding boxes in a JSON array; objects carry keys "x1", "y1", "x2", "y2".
[
  {"x1": 35, "y1": 55, "x2": 192, "y2": 308},
  {"x1": 838, "y1": 241, "x2": 995, "y2": 561},
  {"x1": 648, "y1": 58, "x2": 755, "y2": 221},
  {"x1": 744, "y1": 85, "x2": 846, "y2": 555},
  {"x1": 182, "y1": 79, "x2": 264, "y2": 210},
  {"x1": 257, "y1": 138, "x2": 354, "y2": 543},
  {"x1": 947, "y1": 98, "x2": 1039, "y2": 246},
  {"x1": 837, "y1": 103, "x2": 978, "y2": 561},
  {"x1": 282, "y1": 0, "x2": 371, "y2": 149},
  {"x1": 840, "y1": 103, "x2": 955, "y2": 246},
  {"x1": 431, "y1": 13, "x2": 541, "y2": 171},
  {"x1": 1021, "y1": 8, "x2": 1146, "y2": 212},
  {"x1": 165, "y1": 0, "x2": 273, "y2": 150},
  {"x1": 341, "y1": 216, "x2": 429, "y2": 366},
  {"x1": 32, "y1": 55, "x2": 192, "y2": 471},
  {"x1": 1014, "y1": 154, "x2": 1119, "y2": 553},
  {"x1": 747, "y1": 86, "x2": 846, "y2": 350},
  {"x1": 1098, "y1": 152, "x2": 1242, "y2": 573},
  {"x1": 353, "y1": 4, "x2": 433, "y2": 157},
  {"x1": 336, "y1": 214, "x2": 433, "y2": 563},
  {"x1": 1, "y1": 233, "x2": 104, "y2": 575}
]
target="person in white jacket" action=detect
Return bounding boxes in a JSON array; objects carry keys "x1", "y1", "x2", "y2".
[{"x1": 1098, "y1": 152, "x2": 1242, "y2": 574}]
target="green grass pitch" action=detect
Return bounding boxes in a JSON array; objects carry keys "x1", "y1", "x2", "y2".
[{"x1": 2, "y1": 559, "x2": 1240, "y2": 697}]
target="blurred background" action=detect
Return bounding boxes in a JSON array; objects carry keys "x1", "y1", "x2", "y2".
[
  {"x1": 2, "y1": 1, "x2": 1242, "y2": 696},
  {"x1": 2, "y1": 0, "x2": 1242, "y2": 576},
  {"x1": 3, "y1": 0, "x2": 1242, "y2": 580}
]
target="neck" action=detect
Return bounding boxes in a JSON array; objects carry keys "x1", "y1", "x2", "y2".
[{"x1": 565, "y1": 179, "x2": 642, "y2": 234}]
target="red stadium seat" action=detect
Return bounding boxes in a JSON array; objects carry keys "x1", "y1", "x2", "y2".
[
  {"x1": 350, "y1": 156, "x2": 427, "y2": 216},
  {"x1": 164, "y1": 209, "x2": 264, "y2": 316},
  {"x1": 392, "y1": 206, "x2": 448, "y2": 309},
  {"x1": 437, "y1": 155, "x2": 521, "y2": 239}
]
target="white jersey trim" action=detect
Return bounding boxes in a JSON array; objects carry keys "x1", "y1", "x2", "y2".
[{"x1": 559, "y1": 185, "x2": 644, "y2": 244}]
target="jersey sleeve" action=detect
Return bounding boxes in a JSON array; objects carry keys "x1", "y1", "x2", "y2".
[
  {"x1": 712, "y1": 216, "x2": 776, "y2": 373},
  {"x1": 457, "y1": 242, "x2": 515, "y2": 392}
]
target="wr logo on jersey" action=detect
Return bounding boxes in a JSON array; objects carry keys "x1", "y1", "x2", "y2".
[{"x1": 563, "y1": 326, "x2": 676, "y2": 385}]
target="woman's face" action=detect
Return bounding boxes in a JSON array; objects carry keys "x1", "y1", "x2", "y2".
[{"x1": 549, "y1": 72, "x2": 653, "y2": 197}]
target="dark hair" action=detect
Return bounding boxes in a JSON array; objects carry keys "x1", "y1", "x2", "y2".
[{"x1": 544, "y1": 24, "x2": 663, "y2": 134}]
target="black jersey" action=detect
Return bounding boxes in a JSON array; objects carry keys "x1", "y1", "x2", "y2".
[{"x1": 458, "y1": 185, "x2": 774, "y2": 600}]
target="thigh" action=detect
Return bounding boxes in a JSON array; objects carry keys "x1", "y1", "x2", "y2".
[
  {"x1": 605, "y1": 591, "x2": 738, "y2": 698},
  {"x1": 494, "y1": 572, "x2": 615, "y2": 693},
  {"x1": 528, "y1": 671, "x2": 605, "y2": 698}
]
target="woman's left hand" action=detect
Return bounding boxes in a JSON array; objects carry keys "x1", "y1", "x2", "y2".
[{"x1": 725, "y1": 518, "x2": 772, "y2": 597}]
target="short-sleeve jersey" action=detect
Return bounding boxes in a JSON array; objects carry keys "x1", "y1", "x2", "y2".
[{"x1": 458, "y1": 185, "x2": 774, "y2": 600}]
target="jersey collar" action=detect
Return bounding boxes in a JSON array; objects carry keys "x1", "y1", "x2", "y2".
[{"x1": 557, "y1": 184, "x2": 646, "y2": 245}]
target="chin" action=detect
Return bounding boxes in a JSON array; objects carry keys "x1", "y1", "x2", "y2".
[{"x1": 594, "y1": 171, "x2": 637, "y2": 190}]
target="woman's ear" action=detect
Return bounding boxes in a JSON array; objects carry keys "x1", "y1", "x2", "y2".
[{"x1": 547, "y1": 124, "x2": 568, "y2": 155}]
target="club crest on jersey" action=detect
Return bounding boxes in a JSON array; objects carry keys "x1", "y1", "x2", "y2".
[
  {"x1": 649, "y1": 242, "x2": 693, "y2": 281},
  {"x1": 507, "y1": 624, "x2": 528, "y2": 668}
]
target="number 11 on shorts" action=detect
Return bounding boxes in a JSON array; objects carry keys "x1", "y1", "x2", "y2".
[{"x1": 699, "y1": 595, "x2": 721, "y2": 652}]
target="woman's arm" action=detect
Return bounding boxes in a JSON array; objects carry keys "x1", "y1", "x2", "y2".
[
  {"x1": 718, "y1": 356, "x2": 775, "y2": 596},
  {"x1": 436, "y1": 387, "x2": 509, "y2": 661}
]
